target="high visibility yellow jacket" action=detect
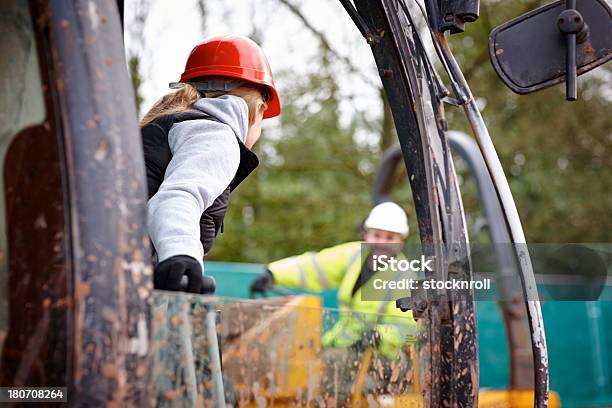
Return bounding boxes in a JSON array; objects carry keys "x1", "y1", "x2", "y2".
[{"x1": 267, "y1": 241, "x2": 417, "y2": 359}]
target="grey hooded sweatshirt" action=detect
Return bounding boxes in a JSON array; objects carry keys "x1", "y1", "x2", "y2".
[{"x1": 146, "y1": 95, "x2": 249, "y2": 265}]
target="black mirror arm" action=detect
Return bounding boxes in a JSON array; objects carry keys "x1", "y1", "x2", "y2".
[{"x1": 558, "y1": 0, "x2": 587, "y2": 101}]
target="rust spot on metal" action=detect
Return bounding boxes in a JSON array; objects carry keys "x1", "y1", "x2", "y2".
[
  {"x1": 55, "y1": 297, "x2": 72, "y2": 308},
  {"x1": 76, "y1": 281, "x2": 91, "y2": 298},
  {"x1": 85, "y1": 34, "x2": 95, "y2": 46},
  {"x1": 35, "y1": 10, "x2": 50, "y2": 30},
  {"x1": 138, "y1": 287, "x2": 149, "y2": 300},
  {"x1": 59, "y1": 19, "x2": 73, "y2": 48},
  {"x1": 379, "y1": 68, "x2": 394, "y2": 78},
  {"x1": 34, "y1": 215, "x2": 47, "y2": 229},
  {"x1": 164, "y1": 390, "x2": 178, "y2": 401},
  {"x1": 104, "y1": 58, "x2": 113, "y2": 66},
  {"x1": 86, "y1": 119, "x2": 97, "y2": 128},
  {"x1": 101, "y1": 307, "x2": 116, "y2": 321},
  {"x1": 454, "y1": 332, "x2": 463, "y2": 349},
  {"x1": 94, "y1": 139, "x2": 108, "y2": 161},
  {"x1": 135, "y1": 364, "x2": 147, "y2": 378},
  {"x1": 102, "y1": 364, "x2": 116, "y2": 378},
  {"x1": 170, "y1": 315, "x2": 184, "y2": 327}
]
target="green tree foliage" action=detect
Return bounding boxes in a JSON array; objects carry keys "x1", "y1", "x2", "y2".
[
  {"x1": 129, "y1": 55, "x2": 144, "y2": 115},
  {"x1": 446, "y1": 0, "x2": 611, "y2": 242},
  {"x1": 209, "y1": 60, "x2": 379, "y2": 262},
  {"x1": 209, "y1": 0, "x2": 610, "y2": 263}
]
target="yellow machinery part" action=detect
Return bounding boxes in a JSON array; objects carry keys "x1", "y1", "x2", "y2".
[
  {"x1": 351, "y1": 348, "x2": 374, "y2": 406},
  {"x1": 478, "y1": 390, "x2": 561, "y2": 408},
  {"x1": 222, "y1": 295, "x2": 560, "y2": 408},
  {"x1": 223, "y1": 295, "x2": 323, "y2": 402},
  {"x1": 382, "y1": 390, "x2": 561, "y2": 408}
]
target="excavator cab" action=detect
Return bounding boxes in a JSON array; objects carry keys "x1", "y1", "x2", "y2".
[
  {"x1": 0, "y1": 0, "x2": 610, "y2": 406},
  {"x1": 0, "y1": 1, "x2": 150, "y2": 403}
]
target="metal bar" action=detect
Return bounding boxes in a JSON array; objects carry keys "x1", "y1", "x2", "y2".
[
  {"x1": 116, "y1": 0, "x2": 124, "y2": 32},
  {"x1": 352, "y1": 0, "x2": 443, "y2": 403},
  {"x1": 423, "y1": 0, "x2": 440, "y2": 31},
  {"x1": 351, "y1": 348, "x2": 373, "y2": 405},
  {"x1": 338, "y1": 0, "x2": 378, "y2": 43},
  {"x1": 373, "y1": 136, "x2": 535, "y2": 389},
  {"x1": 352, "y1": 1, "x2": 479, "y2": 405},
  {"x1": 205, "y1": 307, "x2": 226, "y2": 408},
  {"x1": 371, "y1": 145, "x2": 403, "y2": 204},
  {"x1": 566, "y1": 0, "x2": 577, "y2": 100},
  {"x1": 446, "y1": 131, "x2": 534, "y2": 389},
  {"x1": 47, "y1": 0, "x2": 152, "y2": 404},
  {"x1": 566, "y1": 33, "x2": 577, "y2": 100},
  {"x1": 446, "y1": 132, "x2": 518, "y2": 297},
  {"x1": 586, "y1": 302, "x2": 609, "y2": 399},
  {"x1": 380, "y1": 1, "x2": 477, "y2": 405},
  {"x1": 435, "y1": 32, "x2": 549, "y2": 408}
]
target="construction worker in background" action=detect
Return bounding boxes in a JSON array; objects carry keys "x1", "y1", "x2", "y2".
[
  {"x1": 250, "y1": 202, "x2": 417, "y2": 404},
  {"x1": 140, "y1": 35, "x2": 281, "y2": 294}
]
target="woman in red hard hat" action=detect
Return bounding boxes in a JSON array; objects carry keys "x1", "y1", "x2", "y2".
[{"x1": 140, "y1": 35, "x2": 280, "y2": 294}]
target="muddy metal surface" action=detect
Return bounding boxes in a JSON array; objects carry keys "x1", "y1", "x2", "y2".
[{"x1": 150, "y1": 293, "x2": 419, "y2": 407}]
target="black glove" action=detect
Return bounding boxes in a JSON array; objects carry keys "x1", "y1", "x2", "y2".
[
  {"x1": 154, "y1": 255, "x2": 213, "y2": 294},
  {"x1": 249, "y1": 269, "x2": 274, "y2": 294},
  {"x1": 200, "y1": 275, "x2": 216, "y2": 295}
]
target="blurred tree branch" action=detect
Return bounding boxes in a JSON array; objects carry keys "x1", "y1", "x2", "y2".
[
  {"x1": 275, "y1": 0, "x2": 379, "y2": 89},
  {"x1": 196, "y1": 0, "x2": 207, "y2": 35},
  {"x1": 129, "y1": 56, "x2": 144, "y2": 113},
  {"x1": 275, "y1": 0, "x2": 394, "y2": 152},
  {"x1": 127, "y1": 0, "x2": 150, "y2": 115}
]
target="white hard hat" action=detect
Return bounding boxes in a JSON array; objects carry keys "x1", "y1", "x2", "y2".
[{"x1": 364, "y1": 202, "x2": 409, "y2": 237}]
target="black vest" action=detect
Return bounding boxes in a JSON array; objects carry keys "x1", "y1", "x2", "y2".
[{"x1": 141, "y1": 111, "x2": 259, "y2": 256}]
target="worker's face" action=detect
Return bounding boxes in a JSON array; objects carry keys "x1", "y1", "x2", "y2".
[
  {"x1": 245, "y1": 111, "x2": 263, "y2": 148},
  {"x1": 245, "y1": 95, "x2": 267, "y2": 148},
  {"x1": 364, "y1": 228, "x2": 404, "y2": 255}
]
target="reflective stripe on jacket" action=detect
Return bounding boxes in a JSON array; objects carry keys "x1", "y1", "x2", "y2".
[{"x1": 268, "y1": 241, "x2": 416, "y2": 359}]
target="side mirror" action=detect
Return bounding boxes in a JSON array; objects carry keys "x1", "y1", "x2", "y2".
[{"x1": 489, "y1": 0, "x2": 612, "y2": 100}]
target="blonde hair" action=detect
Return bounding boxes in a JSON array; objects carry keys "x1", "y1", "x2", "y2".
[{"x1": 140, "y1": 82, "x2": 268, "y2": 127}]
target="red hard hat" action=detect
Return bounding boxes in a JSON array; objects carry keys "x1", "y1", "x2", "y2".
[{"x1": 179, "y1": 35, "x2": 281, "y2": 119}]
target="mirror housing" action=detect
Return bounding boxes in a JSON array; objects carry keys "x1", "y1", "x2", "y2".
[{"x1": 489, "y1": 0, "x2": 612, "y2": 97}]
